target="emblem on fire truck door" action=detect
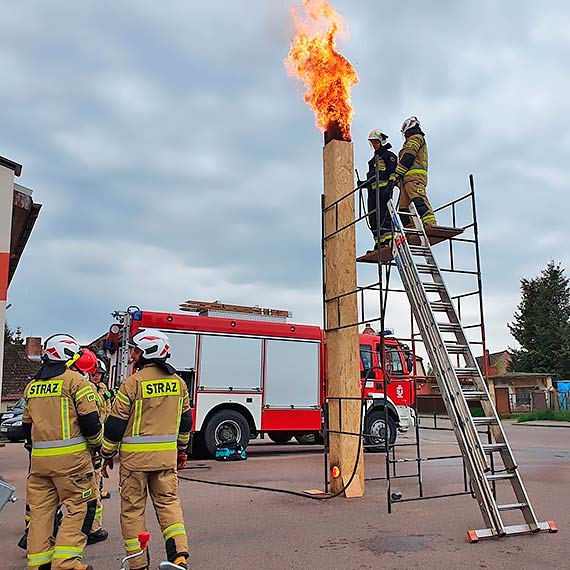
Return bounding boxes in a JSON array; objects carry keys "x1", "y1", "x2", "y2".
[{"x1": 396, "y1": 384, "x2": 404, "y2": 398}]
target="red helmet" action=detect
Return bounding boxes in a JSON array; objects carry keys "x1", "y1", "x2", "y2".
[{"x1": 70, "y1": 348, "x2": 98, "y2": 375}]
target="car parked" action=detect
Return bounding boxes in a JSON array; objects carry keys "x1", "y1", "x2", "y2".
[
  {"x1": 0, "y1": 397, "x2": 25, "y2": 425},
  {"x1": 0, "y1": 413, "x2": 25, "y2": 442}
]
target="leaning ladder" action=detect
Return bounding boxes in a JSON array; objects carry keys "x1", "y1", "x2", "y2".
[{"x1": 386, "y1": 200, "x2": 557, "y2": 542}]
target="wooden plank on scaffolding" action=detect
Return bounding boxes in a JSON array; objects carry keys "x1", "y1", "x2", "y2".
[
  {"x1": 357, "y1": 226, "x2": 464, "y2": 264},
  {"x1": 323, "y1": 139, "x2": 364, "y2": 498}
]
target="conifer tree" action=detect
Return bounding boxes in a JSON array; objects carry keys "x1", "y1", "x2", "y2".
[{"x1": 508, "y1": 261, "x2": 570, "y2": 378}]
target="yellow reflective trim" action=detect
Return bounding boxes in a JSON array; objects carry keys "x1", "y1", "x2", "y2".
[
  {"x1": 163, "y1": 522, "x2": 186, "y2": 541},
  {"x1": 61, "y1": 398, "x2": 70, "y2": 440},
  {"x1": 405, "y1": 141, "x2": 421, "y2": 150},
  {"x1": 406, "y1": 168, "x2": 428, "y2": 175},
  {"x1": 132, "y1": 400, "x2": 143, "y2": 437},
  {"x1": 88, "y1": 430, "x2": 103, "y2": 447},
  {"x1": 75, "y1": 386, "x2": 94, "y2": 403},
  {"x1": 124, "y1": 538, "x2": 141, "y2": 552},
  {"x1": 177, "y1": 397, "x2": 183, "y2": 426},
  {"x1": 116, "y1": 390, "x2": 130, "y2": 406},
  {"x1": 31, "y1": 442, "x2": 88, "y2": 457},
  {"x1": 141, "y1": 379, "x2": 181, "y2": 398},
  {"x1": 28, "y1": 550, "x2": 54, "y2": 564},
  {"x1": 121, "y1": 441, "x2": 177, "y2": 453},
  {"x1": 27, "y1": 379, "x2": 64, "y2": 398},
  {"x1": 53, "y1": 545, "x2": 83, "y2": 559},
  {"x1": 102, "y1": 437, "x2": 119, "y2": 453},
  {"x1": 95, "y1": 506, "x2": 103, "y2": 518}
]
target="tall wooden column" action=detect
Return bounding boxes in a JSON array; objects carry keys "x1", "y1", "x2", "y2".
[{"x1": 323, "y1": 139, "x2": 364, "y2": 498}]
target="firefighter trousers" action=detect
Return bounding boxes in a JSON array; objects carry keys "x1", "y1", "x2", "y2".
[
  {"x1": 91, "y1": 467, "x2": 103, "y2": 533},
  {"x1": 398, "y1": 178, "x2": 436, "y2": 228},
  {"x1": 119, "y1": 466, "x2": 189, "y2": 569},
  {"x1": 367, "y1": 186, "x2": 393, "y2": 242},
  {"x1": 27, "y1": 469, "x2": 96, "y2": 570}
]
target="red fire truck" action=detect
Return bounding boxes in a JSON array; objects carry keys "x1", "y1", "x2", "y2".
[{"x1": 105, "y1": 304, "x2": 416, "y2": 458}]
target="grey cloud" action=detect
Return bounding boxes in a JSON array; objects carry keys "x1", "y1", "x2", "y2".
[{"x1": 3, "y1": 0, "x2": 570, "y2": 354}]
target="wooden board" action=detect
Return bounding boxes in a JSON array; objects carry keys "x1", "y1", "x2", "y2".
[
  {"x1": 322, "y1": 140, "x2": 365, "y2": 498},
  {"x1": 357, "y1": 225, "x2": 464, "y2": 264}
]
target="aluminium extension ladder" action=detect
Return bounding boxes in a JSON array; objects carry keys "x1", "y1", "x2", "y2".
[{"x1": 386, "y1": 199, "x2": 557, "y2": 542}]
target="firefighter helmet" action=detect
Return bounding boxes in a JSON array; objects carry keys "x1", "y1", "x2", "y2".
[
  {"x1": 71, "y1": 348, "x2": 98, "y2": 375},
  {"x1": 368, "y1": 130, "x2": 388, "y2": 148},
  {"x1": 97, "y1": 358, "x2": 107, "y2": 373},
  {"x1": 401, "y1": 116, "x2": 420, "y2": 135},
  {"x1": 42, "y1": 334, "x2": 80, "y2": 363},
  {"x1": 130, "y1": 329, "x2": 171, "y2": 360}
]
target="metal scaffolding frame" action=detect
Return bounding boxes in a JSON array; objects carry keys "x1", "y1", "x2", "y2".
[{"x1": 321, "y1": 171, "x2": 493, "y2": 509}]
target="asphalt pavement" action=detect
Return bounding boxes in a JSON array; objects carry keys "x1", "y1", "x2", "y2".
[{"x1": 1, "y1": 421, "x2": 568, "y2": 570}]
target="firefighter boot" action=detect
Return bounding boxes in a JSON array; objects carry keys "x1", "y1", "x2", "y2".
[
  {"x1": 172, "y1": 556, "x2": 188, "y2": 569},
  {"x1": 18, "y1": 529, "x2": 28, "y2": 550},
  {"x1": 87, "y1": 529, "x2": 108, "y2": 545}
]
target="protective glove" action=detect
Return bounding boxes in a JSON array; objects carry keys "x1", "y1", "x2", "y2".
[
  {"x1": 92, "y1": 453, "x2": 103, "y2": 470},
  {"x1": 177, "y1": 449, "x2": 187, "y2": 470},
  {"x1": 101, "y1": 455, "x2": 115, "y2": 478},
  {"x1": 102, "y1": 387, "x2": 119, "y2": 401},
  {"x1": 382, "y1": 173, "x2": 395, "y2": 192}
]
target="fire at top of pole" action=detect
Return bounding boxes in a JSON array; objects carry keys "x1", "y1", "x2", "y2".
[{"x1": 284, "y1": 0, "x2": 358, "y2": 143}]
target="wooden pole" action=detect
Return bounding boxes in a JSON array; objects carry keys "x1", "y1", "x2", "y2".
[{"x1": 323, "y1": 139, "x2": 364, "y2": 498}]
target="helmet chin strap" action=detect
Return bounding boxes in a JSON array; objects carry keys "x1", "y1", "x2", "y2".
[{"x1": 65, "y1": 352, "x2": 81, "y2": 369}]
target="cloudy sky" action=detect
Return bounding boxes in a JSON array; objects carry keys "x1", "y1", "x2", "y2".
[{"x1": 3, "y1": 0, "x2": 570, "y2": 355}]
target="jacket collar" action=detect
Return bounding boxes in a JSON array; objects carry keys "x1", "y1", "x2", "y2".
[{"x1": 34, "y1": 362, "x2": 67, "y2": 380}]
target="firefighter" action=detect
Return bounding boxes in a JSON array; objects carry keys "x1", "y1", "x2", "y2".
[
  {"x1": 91, "y1": 358, "x2": 114, "y2": 501},
  {"x1": 390, "y1": 116, "x2": 436, "y2": 229},
  {"x1": 70, "y1": 349, "x2": 109, "y2": 546},
  {"x1": 102, "y1": 329, "x2": 192, "y2": 570},
  {"x1": 22, "y1": 334, "x2": 102, "y2": 570},
  {"x1": 364, "y1": 130, "x2": 398, "y2": 250}
]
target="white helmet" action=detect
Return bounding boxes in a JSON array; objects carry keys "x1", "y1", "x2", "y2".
[
  {"x1": 130, "y1": 329, "x2": 170, "y2": 360},
  {"x1": 43, "y1": 334, "x2": 80, "y2": 363},
  {"x1": 401, "y1": 116, "x2": 420, "y2": 136},
  {"x1": 368, "y1": 129, "x2": 388, "y2": 149},
  {"x1": 96, "y1": 358, "x2": 107, "y2": 374}
]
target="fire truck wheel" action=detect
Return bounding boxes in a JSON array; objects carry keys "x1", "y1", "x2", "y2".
[
  {"x1": 267, "y1": 432, "x2": 293, "y2": 444},
  {"x1": 364, "y1": 409, "x2": 397, "y2": 452},
  {"x1": 204, "y1": 409, "x2": 251, "y2": 457},
  {"x1": 294, "y1": 433, "x2": 324, "y2": 445}
]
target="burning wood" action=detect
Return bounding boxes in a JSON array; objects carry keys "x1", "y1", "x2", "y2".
[{"x1": 284, "y1": 0, "x2": 358, "y2": 142}]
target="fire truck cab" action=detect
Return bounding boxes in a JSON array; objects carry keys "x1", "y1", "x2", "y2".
[{"x1": 106, "y1": 305, "x2": 416, "y2": 458}]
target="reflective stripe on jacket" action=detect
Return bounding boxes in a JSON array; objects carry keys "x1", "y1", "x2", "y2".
[
  {"x1": 103, "y1": 365, "x2": 191, "y2": 471},
  {"x1": 395, "y1": 133, "x2": 428, "y2": 184},
  {"x1": 23, "y1": 368, "x2": 101, "y2": 476}
]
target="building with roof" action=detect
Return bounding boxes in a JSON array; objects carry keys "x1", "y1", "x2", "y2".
[{"x1": 0, "y1": 156, "x2": 42, "y2": 409}]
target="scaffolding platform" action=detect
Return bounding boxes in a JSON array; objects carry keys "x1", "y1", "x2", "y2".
[{"x1": 357, "y1": 225, "x2": 464, "y2": 263}]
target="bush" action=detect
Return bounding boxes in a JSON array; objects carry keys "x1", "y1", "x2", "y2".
[{"x1": 515, "y1": 410, "x2": 570, "y2": 423}]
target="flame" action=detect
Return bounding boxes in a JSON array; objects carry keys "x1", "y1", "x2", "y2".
[{"x1": 284, "y1": 0, "x2": 358, "y2": 141}]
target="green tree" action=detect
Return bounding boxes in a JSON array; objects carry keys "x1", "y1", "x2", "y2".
[
  {"x1": 508, "y1": 261, "x2": 570, "y2": 378},
  {"x1": 4, "y1": 322, "x2": 24, "y2": 345}
]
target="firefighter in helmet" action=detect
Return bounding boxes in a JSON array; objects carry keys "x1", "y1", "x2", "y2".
[
  {"x1": 364, "y1": 130, "x2": 398, "y2": 249},
  {"x1": 102, "y1": 329, "x2": 192, "y2": 570},
  {"x1": 22, "y1": 334, "x2": 102, "y2": 570},
  {"x1": 90, "y1": 358, "x2": 114, "y2": 500},
  {"x1": 69, "y1": 349, "x2": 109, "y2": 546},
  {"x1": 390, "y1": 116, "x2": 436, "y2": 229}
]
